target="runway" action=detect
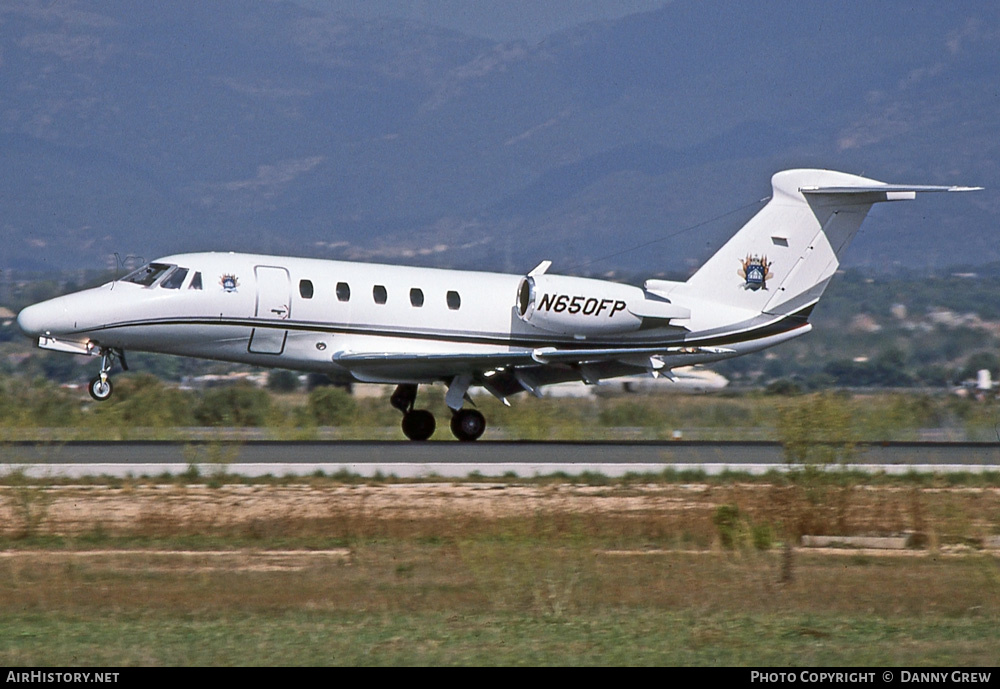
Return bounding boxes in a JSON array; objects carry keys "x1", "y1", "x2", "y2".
[{"x1": 4, "y1": 440, "x2": 1000, "y2": 478}]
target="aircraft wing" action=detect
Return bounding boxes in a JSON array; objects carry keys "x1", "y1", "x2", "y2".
[
  {"x1": 334, "y1": 344, "x2": 733, "y2": 371},
  {"x1": 333, "y1": 344, "x2": 736, "y2": 400},
  {"x1": 333, "y1": 350, "x2": 535, "y2": 371}
]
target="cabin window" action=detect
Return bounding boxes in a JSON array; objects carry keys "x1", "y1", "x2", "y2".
[
  {"x1": 409, "y1": 288, "x2": 424, "y2": 307},
  {"x1": 160, "y1": 268, "x2": 189, "y2": 290},
  {"x1": 336, "y1": 282, "x2": 350, "y2": 302},
  {"x1": 373, "y1": 285, "x2": 387, "y2": 305},
  {"x1": 189, "y1": 272, "x2": 203, "y2": 290},
  {"x1": 121, "y1": 262, "x2": 173, "y2": 287},
  {"x1": 299, "y1": 279, "x2": 314, "y2": 299},
  {"x1": 447, "y1": 290, "x2": 461, "y2": 310}
]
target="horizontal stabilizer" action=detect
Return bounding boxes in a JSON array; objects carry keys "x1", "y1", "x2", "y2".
[{"x1": 800, "y1": 183, "x2": 982, "y2": 197}]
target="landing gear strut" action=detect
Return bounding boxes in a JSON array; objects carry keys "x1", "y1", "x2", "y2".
[
  {"x1": 88, "y1": 347, "x2": 127, "y2": 402},
  {"x1": 391, "y1": 384, "x2": 436, "y2": 441}
]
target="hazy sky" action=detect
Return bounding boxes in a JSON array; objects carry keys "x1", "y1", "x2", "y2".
[{"x1": 303, "y1": 0, "x2": 670, "y2": 42}]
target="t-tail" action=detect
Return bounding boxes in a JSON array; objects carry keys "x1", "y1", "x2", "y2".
[{"x1": 661, "y1": 169, "x2": 981, "y2": 326}]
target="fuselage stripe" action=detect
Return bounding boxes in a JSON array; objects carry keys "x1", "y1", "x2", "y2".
[{"x1": 76, "y1": 304, "x2": 813, "y2": 351}]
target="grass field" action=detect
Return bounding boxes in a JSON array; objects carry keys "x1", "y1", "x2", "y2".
[
  {"x1": 2, "y1": 550, "x2": 998, "y2": 666},
  {"x1": 5, "y1": 384, "x2": 1000, "y2": 442},
  {"x1": 1, "y1": 473, "x2": 998, "y2": 666}
]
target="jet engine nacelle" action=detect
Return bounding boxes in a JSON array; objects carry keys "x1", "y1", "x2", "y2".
[{"x1": 516, "y1": 274, "x2": 645, "y2": 335}]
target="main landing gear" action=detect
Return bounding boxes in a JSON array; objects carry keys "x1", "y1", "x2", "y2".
[
  {"x1": 451, "y1": 407, "x2": 486, "y2": 442},
  {"x1": 390, "y1": 384, "x2": 486, "y2": 442},
  {"x1": 88, "y1": 347, "x2": 127, "y2": 402},
  {"x1": 391, "y1": 384, "x2": 435, "y2": 440}
]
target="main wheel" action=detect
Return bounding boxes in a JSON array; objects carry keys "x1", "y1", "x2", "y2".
[
  {"x1": 401, "y1": 409, "x2": 436, "y2": 441},
  {"x1": 88, "y1": 376, "x2": 113, "y2": 402},
  {"x1": 450, "y1": 408, "x2": 486, "y2": 441}
]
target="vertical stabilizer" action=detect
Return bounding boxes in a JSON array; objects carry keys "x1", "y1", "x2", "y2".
[{"x1": 684, "y1": 169, "x2": 976, "y2": 318}]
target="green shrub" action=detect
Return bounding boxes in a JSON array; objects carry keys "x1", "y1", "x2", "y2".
[
  {"x1": 195, "y1": 384, "x2": 272, "y2": 426},
  {"x1": 267, "y1": 370, "x2": 300, "y2": 392},
  {"x1": 713, "y1": 504, "x2": 743, "y2": 549},
  {"x1": 777, "y1": 392, "x2": 856, "y2": 467},
  {"x1": 713, "y1": 503, "x2": 773, "y2": 551},
  {"x1": 308, "y1": 386, "x2": 357, "y2": 426},
  {"x1": 92, "y1": 374, "x2": 197, "y2": 426},
  {"x1": 0, "y1": 376, "x2": 81, "y2": 426}
]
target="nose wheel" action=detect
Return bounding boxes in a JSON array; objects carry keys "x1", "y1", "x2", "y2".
[
  {"x1": 88, "y1": 348, "x2": 127, "y2": 402},
  {"x1": 88, "y1": 375, "x2": 113, "y2": 401}
]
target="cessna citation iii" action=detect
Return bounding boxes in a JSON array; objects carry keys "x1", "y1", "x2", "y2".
[{"x1": 17, "y1": 169, "x2": 980, "y2": 441}]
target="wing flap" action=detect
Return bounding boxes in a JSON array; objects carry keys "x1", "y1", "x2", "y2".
[
  {"x1": 333, "y1": 344, "x2": 737, "y2": 389},
  {"x1": 333, "y1": 350, "x2": 534, "y2": 368},
  {"x1": 529, "y1": 344, "x2": 734, "y2": 365}
]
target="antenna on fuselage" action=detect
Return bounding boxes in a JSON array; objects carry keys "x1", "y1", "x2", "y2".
[
  {"x1": 110, "y1": 252, "x2": 145, "y2": 290},
  {"x1": 561, "y1": 195, "x2": 770, "y2": 275}
]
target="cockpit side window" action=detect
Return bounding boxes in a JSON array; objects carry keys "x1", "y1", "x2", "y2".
[
  {"x1": 121, "y1": 263, "x2": 174, "y2": 287},
  {"x1": 160, "y1": 268, "x2": 189, "y2": 290},
  {"x1": 189, "y1": 272, "x2": 203, "y2": 290}
]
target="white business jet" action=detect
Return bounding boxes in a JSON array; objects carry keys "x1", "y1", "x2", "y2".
[{"x1": 17, "y1": 169, "x2": 980, "y2": 441}]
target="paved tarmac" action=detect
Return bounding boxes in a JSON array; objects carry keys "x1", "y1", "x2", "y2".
[{"x1": 3, "y1": 440, "x2": 999, "y2": 478}]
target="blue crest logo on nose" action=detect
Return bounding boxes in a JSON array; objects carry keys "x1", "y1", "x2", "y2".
[{"x1": 220, "y1": 274, "x2": 239, "y2": 292}]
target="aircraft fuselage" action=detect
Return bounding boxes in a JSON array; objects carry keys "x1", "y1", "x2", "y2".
[{"x1": 17, "y1": 169, "x2": 978, "y2": 440}]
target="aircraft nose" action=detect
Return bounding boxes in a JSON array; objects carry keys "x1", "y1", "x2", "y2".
[
  {"x1": 16, "y1": 299, "x2": 76, "y2": 338},
  {"x1": 17, "y1": 286, "x2": 115, "y2": 338},
  {"x1": 16, "y1": 303, "x2": 50, "y2": 337}
]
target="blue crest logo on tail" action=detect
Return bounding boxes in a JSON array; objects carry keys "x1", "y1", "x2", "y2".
[{"x1": 738, "y1": 254, "x2": 773, "y2": 290}]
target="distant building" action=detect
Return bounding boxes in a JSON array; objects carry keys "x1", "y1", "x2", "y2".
[{"x1": 848, "y1": 313, "x2": 881, "y2": 333}]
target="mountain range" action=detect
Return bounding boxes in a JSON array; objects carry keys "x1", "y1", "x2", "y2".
[{"x1": 2, "y1": 0, "x2": 997, "y2": 277}]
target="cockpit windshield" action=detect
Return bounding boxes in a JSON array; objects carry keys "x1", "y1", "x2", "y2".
[
  {"x1": 121, "y1": 263, "x2": 174, "y2": 287},
  {"x1": 160, "y1": 268, "x2": 189, "y2": 289}
]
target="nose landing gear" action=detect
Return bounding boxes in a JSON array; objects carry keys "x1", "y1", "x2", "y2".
[{"x1": 88, "y1": 348, "x2": 127, "y2": 402}]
